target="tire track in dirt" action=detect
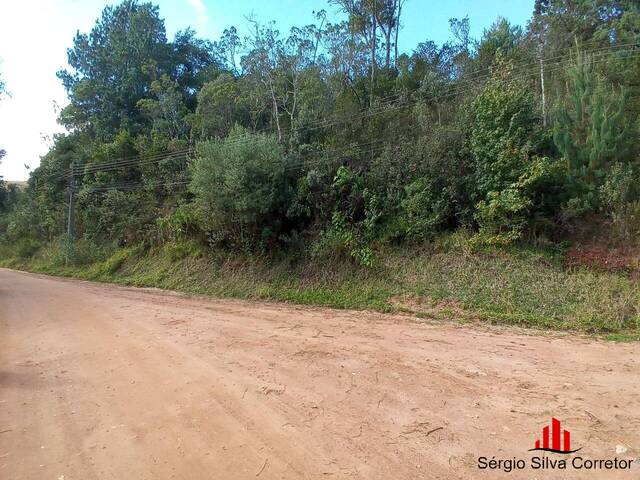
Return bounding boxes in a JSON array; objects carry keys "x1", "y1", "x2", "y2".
[{"x1": 1, "y1": 268, "x2": 638, "y2": 479}]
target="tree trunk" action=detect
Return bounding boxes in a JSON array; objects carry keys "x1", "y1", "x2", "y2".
[
  {"x1": 394, "y1": 1, "x2": 403, "y2": 67},
  {"x1": 370, "y1": 4, "x2": 377, "y2": 106},
  {"x1": 265, "y1": 75, "x2": 281, "y2": 142},
  {"x1": 384, "y1": 29, "x2": 391, "y2": 68}
]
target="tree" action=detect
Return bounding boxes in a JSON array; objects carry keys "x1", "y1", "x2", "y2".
[
  {"x1": 192, "y1": 73, "x2": 249, "y2": 139},
  {"x1": 58, "y1": 1, "x2": 171, "y2": 137},
  {"x1": 0, "y1": 149, "x2": 7, "y2": 212},
  {"x1": 3, "y1": 0, "x2": 640, "y2": 260},
  {"x1": 214, "y1": 27, "x2": 243, "y2": 75},
  {"x1": 170, "y1": 28, "x2": 218, "y2": 102},
  {"x1": 532, "y1": 0, "x2": 640, "y2": 56},
  {"x1": 467, "y1": 60, "x2": 539, "y2": 197},
  {"x1": 243, "y1": 21, "x2": 286, "y2": 141},
  {"x1": 57, "y1": 1, "x2": 216, "y2": 139},
  {"x1": 189, "y1": 126, "x2": 297, "y2": 248},
  {"x1": 137, "y1": 74, "x2": 190, "y2": 142},
  {"x1": 474, "y1": 18, "x2": 525, "y2": 72},
  {"x1": 448, "y1": 16, "x2": 471, "y2": 78},
  {"x1": 322, "y1": 20, "x2": 369, "y2": 101},
  {"x1": 372, "y1": 0, "x2": 405, "y2": 69},
  {"x1": 553, "y1": 50, "x2": 632, "y2": 185},
  {"x1": 330, "y1": 0, "x2": 378, "y2": 75}
]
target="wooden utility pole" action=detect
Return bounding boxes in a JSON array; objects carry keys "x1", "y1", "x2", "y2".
[
  {"x1": 370, "y1": 0, "x2": 377, "y2": 107},
  {"x1": 67, "y1": 177, "x2": 76, "y2": 240}
]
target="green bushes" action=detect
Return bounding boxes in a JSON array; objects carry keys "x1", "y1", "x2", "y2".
[
  {"x1": 189, "y1": 126, "x2": 298, "y2": 249},
  {"x1": 156, "y1": 202, "x2": 201, "y2": 241},
  {"x1": 599, "y1": 162, "x2": 640, "y2": 243},
  {"x1": 2, "y1": 0, "x2": 640, "y2": 331},
  {"x1": 42, "y1": 236, "x2": 109, "y2": 267},
  {"x1": 78, "y1": 189, "x2": 156, "y2": 245},
  {"x1": 4, "y1": 235, "x2": 638, "y2": 335},
  {"x1": 553, "y1": 51, "x2": 632, "y2": 186},
  {"x1": 13, "y1": 238, "x2": 42, "y2": 259},
  {"x1": 400, "y1": 176, "x2": 453, "y2": 239},
  {"x1": 466, "y1": 60, "x2": 539, "y2": 197},
  {"x1": 552, "y1": 50, "x2": 638, "y2": 226},
  {"x1": 474, "y1": 157, "x2": 565, "y2": 244}
]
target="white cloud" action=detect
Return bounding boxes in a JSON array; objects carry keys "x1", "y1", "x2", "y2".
[
  {"x1": 0, "y1": 0, "x2": 209, "y2": 181},
  {"x1": 0, "y1": 2, "x2": 68, "y2": 180},
  {"x1": 0, "y1": 0, "x2": 119, "y2": 181},
  {"x1": 187, "y1": 0, "x2": 208, "y2": 27}
]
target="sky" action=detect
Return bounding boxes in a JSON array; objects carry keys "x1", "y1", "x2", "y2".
[{"x1": 0, "y1": 0, "x2": 533, "y2": 181}]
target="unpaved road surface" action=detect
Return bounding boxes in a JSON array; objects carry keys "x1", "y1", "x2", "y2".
[{"x1": 1, "y1": 268, "x2": 639, "y2": 479}]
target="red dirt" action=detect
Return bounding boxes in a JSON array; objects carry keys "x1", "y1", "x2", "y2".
[
  {"x1": 1, "y1": 268, "x2": 639, "y2": 479},
  {"x1": 565, "y1": 244, "x2": 640, "y2": 279}
]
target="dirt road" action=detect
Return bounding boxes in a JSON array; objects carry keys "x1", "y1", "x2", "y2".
[{"x1": 1, "y1": 268, "x2": 638, "y2": 479}]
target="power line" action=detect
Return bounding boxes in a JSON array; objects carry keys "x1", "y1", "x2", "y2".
[
  {"x1": 55, "y1": 44, "x2": 640, "y2": 183},
  {"x1": 80, "y1": 48, "x2": 640, "y2": 197}
]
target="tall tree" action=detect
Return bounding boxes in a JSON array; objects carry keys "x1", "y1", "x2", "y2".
[
  {"x1": 554, "y1": 50, "x2": 632, "y2": 184},
  {"x1": 243, "y1": 21, "x2": 286, "y2": 141},
  {"x1": 57, "y1": 1, "x2": 216, "y2": 140},
  {"x1": 330, "y1": 0, "x2": 378, "y2": 99},
  {"x1": 372, "y1": 0, "x2": 405, "y2": 69}
]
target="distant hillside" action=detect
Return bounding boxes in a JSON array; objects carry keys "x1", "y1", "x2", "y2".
[{"x1": 6, "y1": 181, "x2": 27, "y2": 188}]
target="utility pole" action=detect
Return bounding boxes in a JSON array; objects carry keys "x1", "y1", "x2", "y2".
[
  {"x1": 67, "y1": 176, "x2": 76, "y2": 240},
  {"x1": 538, "y1": 41, "x2": 547, "y2": 128},
  {"x1": 370, "y1": 1, "x2": 377, "y2": 108}
]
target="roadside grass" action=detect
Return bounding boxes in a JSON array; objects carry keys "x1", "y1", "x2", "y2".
[
  {"x1": 1, "y1": 235, "x2": 638, "y2": 337},
  {"x1": 603, "y1": 333, "x2": 640, "y2": 342}
]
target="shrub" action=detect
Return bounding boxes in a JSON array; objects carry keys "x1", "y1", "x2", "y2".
[
  {"x1": 310, "y1": 166, "x2": 384, "y2": 267},
  {"x1": 14, "y1": 238, "x2": 41, "y2": 259},
  {"x1": 46, "y1": 235, "x2": 108, "y2": 266},
  {"x1": 610, "y1": 201, "x2": 640, "y2": 245},
  {"x1": 156, "y1": 202, "x2": 201, "y2": 241},
  {"x1": 466, "y1": 59, "x2": 539, "y2": 197},
  {"x1": 189, "y1": 126, "x2": 298, "y2": 249},
  {"x1": 312, "y1": 211, "x2": 375, "y2": 266},
  {"x1": 474, "y1": 188, "x2": 531, "y2": 245},
  {"x1": 474, "y1": 157, "x2": 564, "y2": 244},
  {"x1": 78, "y1": 189, "x2": 156, "y2": 245},
  {"x1": 400, "y1": 177, "x2": 453, "y2": 239}
]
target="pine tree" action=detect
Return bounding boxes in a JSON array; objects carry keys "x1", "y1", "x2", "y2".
[{"x1": 553, "y1": 49, "x2": 631, "y2": 185}]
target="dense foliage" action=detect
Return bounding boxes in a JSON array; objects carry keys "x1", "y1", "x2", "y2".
[{"x1": 1, "y1": 0, "x2": 640, "y2": 264}]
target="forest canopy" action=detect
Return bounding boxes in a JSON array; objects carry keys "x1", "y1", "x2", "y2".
[{"x1": 1, "y1": 0, "x2": 639, "y2": 264}]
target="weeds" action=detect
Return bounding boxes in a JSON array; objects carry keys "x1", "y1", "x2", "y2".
[{"x1": 2, "y1": 235, "x2": 638, "y2": 336}]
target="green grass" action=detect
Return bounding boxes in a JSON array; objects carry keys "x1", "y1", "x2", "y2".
[
  {"x1": 1, "y1": 236, "x2": 638, "y2": 337},
  {"x1": 603, "y1": 333, "x2": 640, "y2": 342}
]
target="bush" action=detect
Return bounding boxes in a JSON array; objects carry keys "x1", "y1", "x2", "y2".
[
  {"x1": 156, "y1": 202, "x2": 201, "y2": 241},
  {"x1": 610, "y1": 201, "x2": 640, "y2": 245},
  {"x1": 78, "y1": 189, "x2": 156, "y2": 245},
  {"x1": 311, "y1": 211, "x2": 375, "y2": 267},
  {"x1": 400, "y1": 177, "x2": 453, "y2": 239},
  {"x1": 14, "y1": 238, "x2": 42, "y2": 259},
  {"x1": 46, "y1": 235, "x2": 108, "y2": 266},
  {"x1": 466, "y1": 59, "x2": 539, "y2": 197},
  {"x1": 310, "y1": 166, "x2": 384, "y2": 267},
  {"x1": 597, "y1": 162, "x2": 640, "y2": 243},
  {"x1": 474, "y1": 188, "x2": 531, "y2": 245},
  {"x1": 474, "y1": 157, "x2": 564, "y2": 244},
  {"x1": 189, "y1": 126, "x2": 298, "y2": 249}
]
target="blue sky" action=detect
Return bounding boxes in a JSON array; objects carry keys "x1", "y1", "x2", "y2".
[
  {"x1": 160, "y1": 0, "x2": 534, "y2": 52},
  {"x1": 0, "y1": 0, "x2": 533, "y2": 180}
]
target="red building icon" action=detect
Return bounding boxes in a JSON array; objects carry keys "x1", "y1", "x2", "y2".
[{"x1": 534, "y1": 418, "x2": 572, "y2": 452}]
